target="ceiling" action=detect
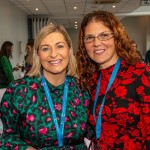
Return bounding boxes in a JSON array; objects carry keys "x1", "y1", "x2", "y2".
[{"x1": 7, "y1": 0, "x2": 150, "y2": 29}]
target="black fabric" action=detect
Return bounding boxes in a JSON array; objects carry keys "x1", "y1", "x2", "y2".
[{"x1": 0, "y1": 68, "x2": 9, "y2": 84}]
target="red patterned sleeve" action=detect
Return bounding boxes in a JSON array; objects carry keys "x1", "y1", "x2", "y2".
[{"x1": 139, "y1": 65, "x2": 150, "y2": 149}]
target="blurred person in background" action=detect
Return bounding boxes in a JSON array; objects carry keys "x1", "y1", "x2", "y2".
[
  {"x1": 145, "y1": 48, "x2": 150, "y2": 65},
  {"x1": 130, "y1": 40, "x2": 144, "y2": 62},
  {"x1": 24, "y1": 40, "x2": 34, "y2": 74},
  {"x1": 0, "y1": 41, "x2": 19, "y2": 89}
]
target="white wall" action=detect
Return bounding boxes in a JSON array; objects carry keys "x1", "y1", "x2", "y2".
[
  {"x1": 0, "y1": 0, "x2": 150, "y2": 65},
  {"x1": 67, "y1": 28, "x2": 79, "y2": 54},
  {"x1": 146, "y1": 16, "x2": 150, "y2": 51},
  {"x1": 68, "y1": 16, "x2": 150, "y2": 59},
  {"x1": 121, "y1": 16, "x2": 148, "y2": 58},
  {"x1": 0, "y1": 0, "x2": 28, "y2": 78}
]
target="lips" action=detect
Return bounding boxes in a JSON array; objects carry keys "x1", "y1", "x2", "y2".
[
  {"x1": 48, "y1": 59, "x2": 62, "y2": 64},
  {"x1": 94, "y1": 49, "x2": 104, "y2": 54}
]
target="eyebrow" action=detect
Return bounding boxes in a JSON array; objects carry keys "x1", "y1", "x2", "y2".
[
  {"x1": 56, "y1": 42, "x2": 65, "y2": 45},
  {"x1": 39, "y1": 44, "x2": 49, "y2": 49},
  {"x1": 40, "y1": 42, "x2": 65, "y2": 48},
  {"x1": 85, "y1": 31, "x2": 112, "y2": 36}
]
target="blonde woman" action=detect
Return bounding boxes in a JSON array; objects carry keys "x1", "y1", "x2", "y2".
[{"x1": 0, "y1": 23, "x2": 91, "y2": 149}]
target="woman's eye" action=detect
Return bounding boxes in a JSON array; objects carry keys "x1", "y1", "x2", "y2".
[
  {"x1": 101, "y1": 34, "x2": 108, "y2": 37},
  {"x1": 42, "y1": 47, "x2": 49, "y2": 51},
  {"x1": 57, "y1": 45, "x2": 64, "y2": 48},
  {"x1": 87, "y1": 36, "x2": 93, "y2": 40}
]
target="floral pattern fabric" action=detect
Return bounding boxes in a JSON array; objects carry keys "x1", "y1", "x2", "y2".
[
  {"x1": 0, "y1": 76, "x2": 90, "y2": 150},
  {"x1": 88, "y1": 60, "x2": 150, "y2": 150}
]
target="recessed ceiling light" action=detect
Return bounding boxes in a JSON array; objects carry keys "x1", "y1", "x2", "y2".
[
  {"x1": 35, "y1": 8, "x2": 39, "y2": 11},
  {"x1": 75, "y1": 21, "x2": 77, "y2": 24},
  {"x1": 74, "y1": 6, "x2": 77, "y2": 9},
  {"x1": 112, "y1": 5, "x2": 115, "y2": 8}
]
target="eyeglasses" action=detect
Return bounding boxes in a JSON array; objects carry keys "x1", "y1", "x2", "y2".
[{"x1": 83, "y1": 32, "x2": 114, "y2": 43}]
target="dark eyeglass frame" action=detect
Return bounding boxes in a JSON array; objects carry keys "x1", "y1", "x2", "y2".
[{"x1": 83, "y1": 32, "x2": 114, "y2": 43}]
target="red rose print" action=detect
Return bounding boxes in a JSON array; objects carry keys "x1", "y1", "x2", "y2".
[
  {"x1": 115, "y1": 86, "x2": 127, "y2": 97},
  {"x1": 141, "y1": 74, "x2": 150, "y2": 87},
  {"x1": 122, "y1": 78, "x2": 135, "y2": 84},
  {"x1": 136, "y1": 86, "x2": 144, "y2": 95}
]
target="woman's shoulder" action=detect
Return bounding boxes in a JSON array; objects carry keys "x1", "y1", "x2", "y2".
[
  {"x1": 121, "y1": 60, "x2": 146, "y2": 69},
  {"x1": 0, "y1": 56, "x2": 10, "y2": 68},
  {"x1": 0, "y1": 55, "x2": 7, "y2": 59},
  {"x1": 9, "y1": 76, "x2": 41, "y2": 90},
  {"x1": 134, "y1": 62, "x2": 148, "y2": 70},
  {"x1": 134, "y1": 62, "x2": 150, "y2": 74},
  {"x1": 67, "y1": 75, "x2": 79, "y2": 83},
  {"x1": 0, "y1": 56, "x2": 8, "y2": 62},
  {"x1": 121, "y1": 60, "x2": 150, "y2": 76},
  {"x1": 68, "y1": 75, "x2": 90, "y2": 93},
  {"x1": 67, "y1": 76, "x2": 80, "y2": 89}
]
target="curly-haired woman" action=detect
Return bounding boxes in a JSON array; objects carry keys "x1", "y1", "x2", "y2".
[{"x1": 76, "y1": 10, "x2": 150, "y2": 150}]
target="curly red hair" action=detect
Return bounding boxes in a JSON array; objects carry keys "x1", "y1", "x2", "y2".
[{"x1": 76, "y1": 10, "x2": 141, "y2": 92}]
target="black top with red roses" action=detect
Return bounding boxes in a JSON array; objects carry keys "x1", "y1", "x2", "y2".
[{"x1": 88, "y1": 60, "x2": 150, "y2": 150}]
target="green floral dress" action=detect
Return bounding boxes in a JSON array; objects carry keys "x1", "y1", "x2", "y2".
[{"x1": 0, "y1": 76, "x2": 91, "y2": 150}]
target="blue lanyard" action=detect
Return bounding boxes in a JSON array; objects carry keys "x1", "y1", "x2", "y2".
[
  {"x1": 41, "y1": 75, "x2": 68, "y2": 147},
  {"x1": 93, "y1": 58, "x2": 121, "y2": 139}
]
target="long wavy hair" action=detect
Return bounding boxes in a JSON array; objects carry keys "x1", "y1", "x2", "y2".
[
  {"x1": 76, "y1": 10, "x2": 141, "y2": 92},
  {"x1": 27, "y1": 23, "x2": 77, "y2": 78},
  {"x1": 0, "y1": 41, "x2": 13, "y2": 59}
]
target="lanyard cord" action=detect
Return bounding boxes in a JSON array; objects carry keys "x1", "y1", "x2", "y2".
[
  {"x1": 42, "y1": 75, "x2": 68, "y2": 147},
  {"x1": 93, "y1": 58, "x2": 121, "y2": 139}
]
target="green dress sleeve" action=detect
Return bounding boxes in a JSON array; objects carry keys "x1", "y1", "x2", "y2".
[
  {"x1": 0, "y1": 82, "x2": 29, "y2": 150},
  {"x1": 0, "y1": 56, "x2": 14, "y2": 83}
]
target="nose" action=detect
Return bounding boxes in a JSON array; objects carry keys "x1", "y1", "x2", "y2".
[
  {"x1": 50, "y1": 48, "x2": 58, "y2": 58},
  {"x1": 93, "y1": 37, "x2": 101, "y2": 46}
]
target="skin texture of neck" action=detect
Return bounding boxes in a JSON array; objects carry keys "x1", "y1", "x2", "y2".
[
  {"x1": 99, "y1": 55, "x2": 119, "y2": 70},
  {"x1": 43, "y1": 70, "x2": 66, "y2": 86}
]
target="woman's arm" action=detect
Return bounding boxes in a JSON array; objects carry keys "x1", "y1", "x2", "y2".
[
  {"x1": 1, "y1": 56, "x2": 14, "y2": 83},
  {"x1": 140, "y1": 65, "x2": 150, "y2": 149},
  {"x1": 0, "y1": 83, "x2": 30, "y2": 149}
]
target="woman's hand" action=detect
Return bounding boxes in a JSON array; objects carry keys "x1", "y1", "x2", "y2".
[
  {"x1": 13, "y1": 66, "x2": 20, "y2": 71},
  {"x1": 26, "y1": 146, "x2": 37, "y2": 150}
]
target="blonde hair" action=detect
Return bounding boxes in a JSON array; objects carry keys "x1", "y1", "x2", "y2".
[{"x1": 27, "y1": 23, "x2": 77, "y2": 78}]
